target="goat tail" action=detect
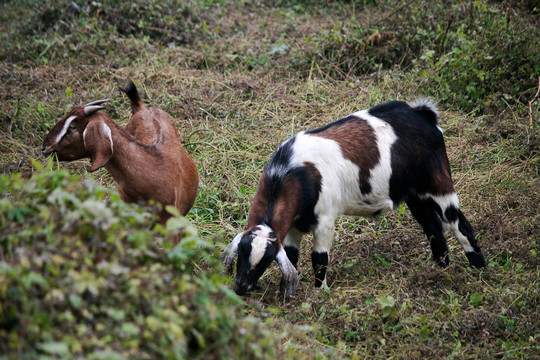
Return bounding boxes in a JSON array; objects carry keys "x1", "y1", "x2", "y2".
[
  {"x1": 121, "y1": 80, "x2": 145, "y2": 113},
  {"x1": 409, "y1": 98, "x2": 439, "y2": 126}
]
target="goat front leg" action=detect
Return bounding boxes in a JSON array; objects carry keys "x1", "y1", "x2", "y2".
[
  {"x1": 276, "y1": 246, "x2": 298, "y2": 298},
  {"x1": 221, "y1": 233, "x2": 243, "y2": 275},
  {"x1": 312, "y1": 217, "x2": 336, "y2": 288},
  {"x1": 283, "y1": 227, "x2": 304, "y2": 269}
]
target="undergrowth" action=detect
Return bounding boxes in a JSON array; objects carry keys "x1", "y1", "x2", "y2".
[
  {"x1": 0, "y1": 0, "x2": 538, "y2": 359},
  {"x1": 0, "y1": 161, "x2": 315, "y2": 359}
]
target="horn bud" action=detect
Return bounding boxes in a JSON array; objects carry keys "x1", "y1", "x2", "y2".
[
  {"x1": 84, "y1": 98, "x2": 110, "y2": 107},
  {"x1": 84, "y1": 105, "x2": 105, "y2": 116},
  {"x1": 84, "y1": 98, "x2": 110, "y2": 116}
]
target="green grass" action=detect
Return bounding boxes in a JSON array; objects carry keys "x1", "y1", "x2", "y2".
[{"x1": 1, "y1": 0, "x2": 539, "y2": 358}]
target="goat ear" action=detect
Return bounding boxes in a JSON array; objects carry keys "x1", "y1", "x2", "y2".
[
  {"x1": 276, "y1": 246, "x2": 298, "y2": 298},
  {"x1": 83, "y1": 121, "x2": 113, "y2": 171},
  {"x1": 220, "y1": 232, "x2": 243, "y2": 275}
]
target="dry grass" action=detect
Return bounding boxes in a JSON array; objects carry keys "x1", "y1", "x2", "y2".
[{"x1": 1, "y1": 0, "x2": 539, "y2": 358}]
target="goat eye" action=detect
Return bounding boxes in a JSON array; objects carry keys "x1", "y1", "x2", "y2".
[{"x1": 69, "y1": 123, "x2": 77, "y2": 130}]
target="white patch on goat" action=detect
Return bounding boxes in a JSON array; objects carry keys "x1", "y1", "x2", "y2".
[
  {"x1": 283, "y1": 227, "x2": 303, "y2": 249},
  {"x1": 419, "y1": 192, "x2": 460, "y2": 222},
  {"x1": 284, "y1": 114, "x2": 398, "y2": 253},
  {"x1": 312, "y1": 216, "x2": 336, "y2": 254},
  {"x1": 408, "y1": 98, "x2": 439, "y2": 117},
  {"x1": 419, "y1": 192, "x2": 474, "y2": 252},
  {"x1": 353, "y1": 110, "x2": 398, "y2": 212},
  {"x1": 266, "y1": 163, "x2": 288, "y2": 180},
  {"x1": 288, "y1": 132, "x2": 353, "y2": 215},
  {"x1": 83, "y1": 123, "x2": 114, "y2": 155},
  {"x1": 55, "y1": 115, "x2": 77, "y2": 144},
  {"x1": 249, "y1": 224, "x2": 276, "y2": 268},
  {"x1": 407, "y1": 98, "x2": 444, "y2": 134},
  {"x1": 448, "y1": 221, "x2": 475, "y2": 253},
  {"x1": 102, "y1": 123, "x2": 114, "y2": 155}
]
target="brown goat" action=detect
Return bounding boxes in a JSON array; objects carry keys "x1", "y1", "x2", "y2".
[{"x1": 42, "y1": 82, "x2": 199, "y2": 243}]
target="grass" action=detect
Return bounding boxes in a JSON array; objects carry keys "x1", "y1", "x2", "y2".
[{"x1": 1, "y1": 0, "x2": 539, "y2": 358}]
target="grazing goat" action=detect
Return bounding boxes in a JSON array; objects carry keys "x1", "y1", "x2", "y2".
[
  {"x1": 42, "y1": 82, "x2": 199, "y2": 241},
  {"x1": 221, "y1": 99, "x2": 486, "y2": 297}
]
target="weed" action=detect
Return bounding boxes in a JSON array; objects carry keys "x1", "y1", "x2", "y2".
[{"x1": 0, "y1": 0, "x2": 538, "y2": 358}]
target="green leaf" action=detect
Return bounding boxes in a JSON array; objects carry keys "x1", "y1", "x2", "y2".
[
  {"x1": 21, "y1": 272, "x2": 48, "y2": 289},
  {"x1": 68, "y1": 294, "x2": 83, "y2": 309},
  {"x1": 469, "y1": 292, "x2": 484, "y2": 307},
  {"x1": 377, "y1": 295, "x2": 397, "y2": 317},
  {"x1": 36, "y1": 341, "x2": 70, "y2": 355},
  {"x1": 374, "y1": 254, "x2": 391, "y2": 267}
]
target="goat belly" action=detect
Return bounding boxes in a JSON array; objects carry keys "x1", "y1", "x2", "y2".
[{"x1": 342, "y1": 199, "x2": 395, "y2": 217}]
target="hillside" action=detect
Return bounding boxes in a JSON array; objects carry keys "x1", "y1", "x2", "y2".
[{"x1": 1, "y1": 1, "x2": 539, "y2": 358}]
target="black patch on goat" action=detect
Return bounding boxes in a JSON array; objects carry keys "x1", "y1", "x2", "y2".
[
  {"x1": 121, "y1": 81, "x2": 141, "y2": 105},
  {"x1": 368, "y1": 101, "x2": 453, "y2": 203},
  {"x1": 268, "y1": 136, "x2": 296, "y2": 168},
  {"x1": 445, "y1": 205, "x2": 486, "y2": 267},
  {"x1": 311, "y1": 251, "x2": 329, "y2": 287},
  {"x1": 284, "y1": 245, "x2": 299, "y2": 268},
  {"x1": 289, "y1": 163, "x2": 321, "y2": 233},
  {"x1": 406, "y1": 195, "x2": 450, "y2": 267}
]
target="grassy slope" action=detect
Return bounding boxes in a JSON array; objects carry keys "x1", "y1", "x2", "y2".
[{"x1": 1, "y1": 0, "x2": 538, "y2": 358}]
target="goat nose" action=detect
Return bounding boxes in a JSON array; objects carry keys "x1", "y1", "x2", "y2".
[
  {"x1": 234, "y1": 286, "x2": 247, "y2": 296},
  {"x1": 234, "y1": 280, "x2": 249, "y2": 296},
  {"x1": 41, "y1": 145, "x2": 53, "y2": 156}
]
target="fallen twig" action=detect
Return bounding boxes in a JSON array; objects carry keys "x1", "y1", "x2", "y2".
[{"x1": 528, "y1": 77, "x2": 540, "y2": 129}]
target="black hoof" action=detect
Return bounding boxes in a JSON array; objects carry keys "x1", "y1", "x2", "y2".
[
  {"x1": 435, "y1": 254, "x2": 450, "y2": 268},
  {"x1": 466, "y1": 251, "x2": 486, "y2": 268}
]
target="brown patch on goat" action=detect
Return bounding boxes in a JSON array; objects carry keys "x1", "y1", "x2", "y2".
[
  {"x1": 272, "y1": 177, "x2": 302, "y2": 242},
  {"x1": 247, "y1": 174, "x2": 270, "y2": 229},
  {"x1": 431, "y1": 154, "x2": 455, "y2": 195},
  {"x1": 125, "y1": 108, "x2": 175, "y2": 145},
  {"x1": 315, "y1": 118, "x2": 379, "y2": 194},
  {"x1": 247, "y1": 174, "x2": 302, "y2": 244}
]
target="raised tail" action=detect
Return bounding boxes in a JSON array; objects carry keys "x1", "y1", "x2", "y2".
[
  {"x1": 408, "y1": 98, "x2": 439, "y2": 127},
  {"x1": 121, "y1": 81, "x2": 145, "y2": 114}
]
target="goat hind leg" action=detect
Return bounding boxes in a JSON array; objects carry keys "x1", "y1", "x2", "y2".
[
  {"x1": 443, "y1": 205, "x2": 486, "y2": 268},
  {"x1": 407, "y1": 196, "x2": 450, "y2": 267}
]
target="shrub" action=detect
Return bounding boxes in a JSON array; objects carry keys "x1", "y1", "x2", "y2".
[
  {"x1": 292, "y1": 0, "x2": 539, "y2": 113},
  {"x1": 0, "y1": 160, "x2": 282, "y2": 359}
]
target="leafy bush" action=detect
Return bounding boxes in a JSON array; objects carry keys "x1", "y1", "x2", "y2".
[
  {"x1": 0, "y1": 0, "x2": 207, "y2": 64},
  {"x1": 292, "y1": 0, "x2": 539, "y2": 113},
  {"x1": 0, "y1": 160, "x2": 284, "y2": 359}
]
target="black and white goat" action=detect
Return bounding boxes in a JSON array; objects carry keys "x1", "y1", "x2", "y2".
[{"x1": 221, "y1": 99, "x2": 486, "y2": 297}]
